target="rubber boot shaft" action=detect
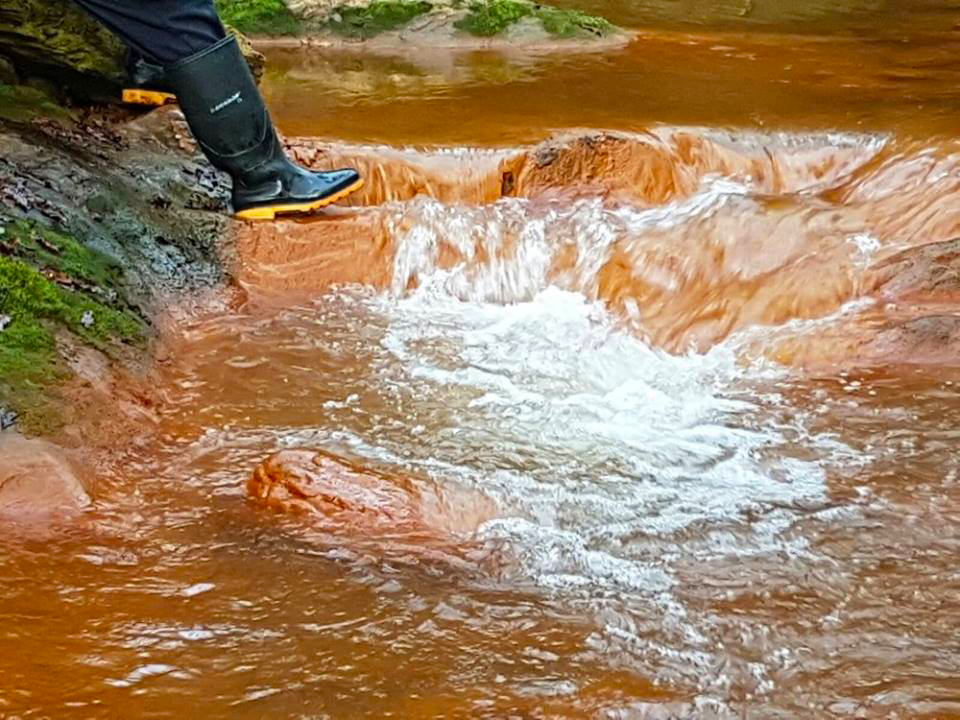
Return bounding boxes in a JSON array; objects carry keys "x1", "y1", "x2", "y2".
[
  {"x1": 165, "y1": 35, "x2": 270, "y2": 175},
  {"x1": 165, "y1": 36, "x2": 362, "y2": 217}
]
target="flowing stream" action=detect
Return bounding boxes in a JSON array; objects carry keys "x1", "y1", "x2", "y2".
[{"x1": 4, "y1": 4, "x2": 960, "y2": 718}]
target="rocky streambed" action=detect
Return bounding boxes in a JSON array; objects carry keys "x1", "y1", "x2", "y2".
[
  {"x1": 2, "y1": 6, "x2": 960, "y2": 715},
  {"x1": 5, "y1": 98, "x2": 960, "y2": 525}
]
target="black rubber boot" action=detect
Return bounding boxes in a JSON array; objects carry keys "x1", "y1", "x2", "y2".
[
  {"x1": 122, "y1": 51, "x2": 177, "y2": 106},
  {"x1": 165, "y1": 36, "x2": 363, "y2": 220}
]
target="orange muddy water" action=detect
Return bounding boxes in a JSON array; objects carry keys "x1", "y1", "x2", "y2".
[{"x1": 5, "y1": 4, "x2": 960, "y2": 719}]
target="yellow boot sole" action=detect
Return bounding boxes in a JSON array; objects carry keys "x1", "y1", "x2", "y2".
[
  {"x1": 122, "y1": 88, "x2": 177, "y2": 106},
  {"x1": 234, "y1": 178, "x2": 365, "y2": 221}
]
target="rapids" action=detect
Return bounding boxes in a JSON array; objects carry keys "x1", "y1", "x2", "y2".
[{"x1": 4, "y1": 5, "x2": 960, "y2": 719}]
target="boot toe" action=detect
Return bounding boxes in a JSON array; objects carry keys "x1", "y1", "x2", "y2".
[
  {"x1": 320, "y1": 168, "x2": 361, "y2": 193},
  {"x1": 285, "y1": 166, "x2": 361, "y2": 200},
  {"x1": 233, "y1": 165, "x2": 364, "y2": 219}
]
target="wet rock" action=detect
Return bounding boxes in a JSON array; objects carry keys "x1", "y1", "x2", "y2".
[
  {"x1": 0, "y1": 94, "x2": 234, "y2": 433},
  {"x1": 0, "y1": 0, "x2": 125, "y2": 100},
  {"x1": 285, "y1": 129, "x2": 880, "y2": 210},
  {"x1": 249, "y1": 449, "x2": 421, "y2": 527},
  {"x1": 0, "y1": 111, "x2": 229, "y2": 310},
  {"x1": 249, "y1": 449, "x2": 496, "y2": 535},
  {"x1": 0, "y1": 1, "x2": 264, "y2": 100},
  {"x1": 286, "y1": 139, "x2": 511, "y2": 205},
  {"x1": 0, "y1": 435, "x2": 91, "y2": 521},
  {"x1": 851, "y1": 238, "x2": 960, "y2": 364},
  {"x1": 765, "y1": 310, "x2": 960, "y2": 370},
  {"x1": 0, "y1": 407, "x2": 17, "y2": 431},
  {"x1": 868, "y1": 237, "x2": 960, "y2": 301},
  {"x1": 23, "y1": 76, "x2": 65, "y2": 104},
  {"x1": 768, "y1": 239, "x2": 960, "y2": 369},
  {"x1": 0, "y1": 55, "x2": 18, "y2": 85},
  {"x1": 231, "y1": 210, "x2": 393, "y2": 291},
  {"x1": 859, "y1": 314, "x2": 960, "y2": 365},
  {"x1": 511, "y1": 129, "x2": 880, "y2": 205}
]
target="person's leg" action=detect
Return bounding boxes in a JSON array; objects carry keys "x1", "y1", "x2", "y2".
[
  {"x1": 72, "y1": 0, "x2": 363, "y2": 219},
  {"x1": 71, "y1": 0, "x2": 225, "y2": 65}
]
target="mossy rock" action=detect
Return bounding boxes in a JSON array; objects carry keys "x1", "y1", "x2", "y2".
[
  {"x1": 219, "y1": 0, "x2": 434, "y2": 37},
  {"x1": 0, "y1": 83, "x2": 74, "y2": 123},
  {"x1": 0, "y1": 0, "x2": 126, "y2": 102},
  {"x1": 454, "y1": 0, "x2": 532, "y2": 35},
  {"x1": 253, "y1": 0, "x2": 617, "y2": 40},
  {"x1": 326, "y1": 0, "x2": 434, "y2": 38},
  {"x1": 535, "y1": 5, "x2": 613, "y2": 37},
  {"x1": 0, "y1": 219, "x2": 146, "y2": 434},
  {"x1": 0, "y1": 0, "x2": 125, "y2": 80},
  {"x1": 0, "y1": 0, "x2": 265, "y2": 101},
  {"x1": 454, "y1": 0, "x2": 613, "y2": 37},
  {"x1": 216, "y1": 0, "x2": 306, "y2": 35}
]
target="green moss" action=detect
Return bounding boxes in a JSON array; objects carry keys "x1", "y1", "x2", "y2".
[
  {"x1": 454, "y1": 0, "x2": 613, "y2": 37},
  {"x1": 213, "y1": 0, "x2": 613, "y2": 39},
  {"x1": 0, "y1": 296, "x2": 66, "y2": 435},
  {"x1": 535, "y1": 6, "x2": 613, "y2": 36},
  {"x1": 0, "y1": 83, "x2": 73, "y2": 123},
  {"x1": 0, "y1": 220, "x2": 146, "y2": 434},
  {"x1": 327, "y1": 0, "x2": 433, "y2": 37},
  {"x1": 0, "y1": 0, "x2": 126, "y2": 80},
  {"x1": 214, "y1": 0, "x2": 303, "y2": 35},
  {"x1": 2, "y1": 220, "x2": 123, "y2": 292},
  {"x1": 455, "y1": 0, "x2": 533, "y2": 35},
  {"x1": 0, "y1": 254, "x2": 142, "y2": 348}
]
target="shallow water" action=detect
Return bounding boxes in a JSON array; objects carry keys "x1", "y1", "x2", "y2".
[
  {"x1": 264, "y1": 24, "x2": 960, "y2": 144},
  {"x1": 5, "y1": 6, "x2": 960, "y2": 719},
  {"x1": 6, "y1": 285, "x2": 959, "y2": 718}
]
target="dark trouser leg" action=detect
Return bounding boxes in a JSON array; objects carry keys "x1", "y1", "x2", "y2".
[{"x1": 70, "y1": 0, "x2": 225, "y2": 65}]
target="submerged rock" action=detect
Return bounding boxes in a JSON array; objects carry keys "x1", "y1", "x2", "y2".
[
  {"x1": 860, "y1": 314, "x2": 960, "y2": 365},
  {"x1": 0, "y1": 435, "x2": 91, "y2": 522},
  {"x1": 762, "y1": 237, "x2": 960, "y2": 370},
  {"x1": 868, "y1": 237, "x2": 960, "y2": 302},
  {"x1": 250, "y1": 449, "x2": 422, "y2": 527},
  {"x1": 249, "y1": 449, "x2": 496, "y2": 536}
]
